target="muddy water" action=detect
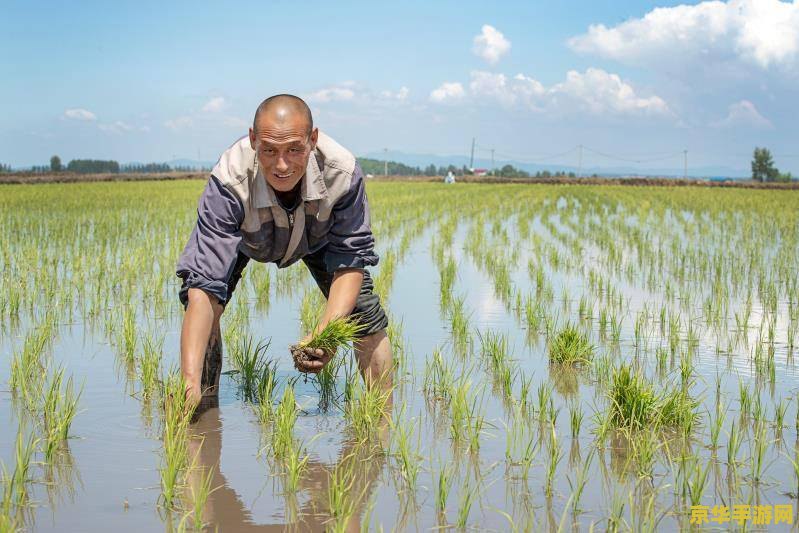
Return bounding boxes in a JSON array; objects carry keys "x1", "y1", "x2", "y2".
[{"x1": 2, "y1": 185, "x2": 799, "y2": 531}]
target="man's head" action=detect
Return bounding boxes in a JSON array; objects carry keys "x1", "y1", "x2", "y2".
[{"x1": 249, "y1": 94, "x2": 318, "y2": 192}]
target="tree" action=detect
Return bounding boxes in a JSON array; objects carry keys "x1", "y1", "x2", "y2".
[
  {"x1": 50, "y1": 155, "x2": 62, "y2": 172},
  {"x1": 751, "y1": 147, "x2": 778, "y2": 182}
]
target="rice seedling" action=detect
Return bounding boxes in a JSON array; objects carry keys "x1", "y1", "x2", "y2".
[
  {"x1": 159, "y1": 371, "x2": 193, "y2": 509},
  {"x1": 423, "y1": 347, "x2": 455, "y2": 400},
  {"x1": 139, "y1": 333, "x2": 163, "y2": 399},
  {"x1": 569, "y1": 403, "x2": 584, "y2": 439},
  {"x1": 228, "y1": 335, "x2": 272, "y2": 400},
  {"x1": 184, "y1": 443, "x2": 219, "y2": 530},
  {"x1": 2, "y1": 428, "x2": 37, "y2": 511},
  {"x1": 119, "y1": 306, "x2": 137, "y2": 362},
  {"x1": 281, "y1": 441, "x2": 310, "y2": 493},
  {"x1": 436, "y1": 462, "x2": 455, "y2": 514},
  {"x1": 326, "y1": 455, "x2": 367, "y2": 533},
  {"x1": 42, "y1": 367, "x2": 82, "y2": 461},
  {"x1": 391, "y1": 412, "x2": 422, "y2": 491},
  {"x1": 606, "y1": 364, "x2": 697, "y2": 432},
  {"x1": 455, "y1": 481, "x2": 476, "y2": 530},
  {"x1": 750, "y1": 421, "x2": 770, "y2": 484},
  {"x1": 544, "y1": 424, "x2": 563, "y2": 499},
  {"x1": 607, "y1": 365, "x2": 659, "y2": 431},
  {"x1": 449, "y1": 296, "x2": 471, "y2": 348},
  {"x1": 271, "y1": 385, "x2": 298, "y2": 459},
  {"x1": 293, "y1": 315, "x2": 365, "y2": 369},
  {"x1": 344, "y1": 376, "x2": 392, "y2": 443},
  {"x1": 255, "y1": 361, "x2": 279, "y2": 424}
]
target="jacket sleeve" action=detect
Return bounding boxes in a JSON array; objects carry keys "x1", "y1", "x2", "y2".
[
  {"x1": 176, "y1": 176, "x2": 245, "y2": 306},
  {"x1": 322, "y1": 162, "x2": 380, "y2": 273}
]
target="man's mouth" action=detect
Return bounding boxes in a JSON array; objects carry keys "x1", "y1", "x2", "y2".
[{"x1": 274, "y1": 172, "x2": 293, "y2": 179}]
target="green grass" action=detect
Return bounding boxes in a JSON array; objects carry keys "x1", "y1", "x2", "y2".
[
  {"x1": 548, "y1": 324, "x2": 594, "y2": 366},
  {"x1": 301, "y1": 315, "x2": 365, "y2": 354},
  {"x1": 229, "y1": 336, "x2": 272, "y2": 401},
  {"x1": 607, "y1": 364, "x2": 697, "y2": 432}
]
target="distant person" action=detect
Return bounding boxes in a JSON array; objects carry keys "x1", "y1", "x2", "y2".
[
  {"x1": 176, "y1": 94, "x2": 392, "y2": 405},
  {"x1": 445, "y1": 170, "x2": 456, "y2": 184}
]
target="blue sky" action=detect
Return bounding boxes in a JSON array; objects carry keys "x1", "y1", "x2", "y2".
[{"x1": 2, "y1": 0, "x2": 798, "y2": 174}]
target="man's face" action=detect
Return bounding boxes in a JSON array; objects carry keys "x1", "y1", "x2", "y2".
[{"x1": 249, "y1": 117, "x2": 317, "y2": 193}]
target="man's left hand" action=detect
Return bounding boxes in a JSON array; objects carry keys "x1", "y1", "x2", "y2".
[{"x1": 291, "y1": 344, "x2": 334, "y2": 373}]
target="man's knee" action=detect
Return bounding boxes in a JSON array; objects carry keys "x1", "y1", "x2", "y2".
[{"x1": 186, "y1": 288, "x2": 225, "y2": 323}]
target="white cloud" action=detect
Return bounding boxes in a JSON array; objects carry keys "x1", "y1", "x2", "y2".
[
  {"x1": 568, "y1": 0, "x2": 799, "y2": 72},
  {"x1": 164, "y1": 116, "x2": 193, "y2": 131},
  {"x1": 202, "y1": 96, "x2": 228, "y2": 113},
  {"x1": 98, "y1": 121, "x2": 134, "y2": 134},
  {"x1": 472, "y1": 25, "x2": 511, "y2": 65},
  {"x1": 550, "y1": 68, "x2": 672, "y2": 116},
  {"x1": 305, "y1": 86, "x2": 356, "y2": 103},
  {"x1": 380, "y1": 86, "x2": 410, "y2": 101},
  {"x1": 429, "y1": 82, "x2": 466, "y2": 103},
  {"x1": 63, "y1": 108, "x2": 97, "y2": 121},
  {"x1": 713, "y1": 99, "x2": 773, "y2": 128},
  {"x1": 221, "y1": 116, "x2": 249, "y2": 129},
  {"x1": 461, "y1": 68, "x2": 672, "y2": 118}
]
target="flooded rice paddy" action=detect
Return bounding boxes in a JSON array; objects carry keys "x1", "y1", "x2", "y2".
[{"x1": 1, "y1": 180, "x2": 799, "y2": 531}]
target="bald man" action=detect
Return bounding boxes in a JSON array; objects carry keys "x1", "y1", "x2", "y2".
[{"x1": 176, "y1": 94, "x2": 392, "y2": 404}]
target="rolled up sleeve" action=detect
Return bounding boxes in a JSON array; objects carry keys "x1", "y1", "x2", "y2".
[
  {"x1": 176, "y1": 176, "x2": 245, "y2": 306},
  {"x1": 323, "y1": 162, "x2": 379, "y2": 273}
]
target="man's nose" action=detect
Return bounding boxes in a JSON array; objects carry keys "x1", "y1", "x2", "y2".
[{"x1": 276, "y1": 155, "x2": 289, "y2": 173}]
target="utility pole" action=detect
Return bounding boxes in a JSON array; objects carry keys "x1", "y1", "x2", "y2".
[
  {"x1": 683, "y1": 149, "x2": 688, "y2": 179},
  {"x1": 469, "y1": 137, "x2": 475, "y2": 170},
  {"x1": 384, "y1": 148, "x2": 388, "y2": 177},
  {"x1": 490, "y1": 148, "x2": 495, "y2": 173},
  {"x1": 577, "y1": 144, "x2": 583, "y2": 178}
]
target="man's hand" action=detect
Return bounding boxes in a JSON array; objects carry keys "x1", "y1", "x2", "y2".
[{"x1": 290, "y1": 344, "x2": 334, "y2": 373}]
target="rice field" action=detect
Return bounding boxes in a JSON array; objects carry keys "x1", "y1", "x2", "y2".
[{"x1": 1, "y1": 179, "x2": 798, "y2": 531}]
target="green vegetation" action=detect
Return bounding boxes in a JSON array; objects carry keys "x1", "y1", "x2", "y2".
[{"x1": 1, "y1": 180, "x2": 798, "y2": 530}]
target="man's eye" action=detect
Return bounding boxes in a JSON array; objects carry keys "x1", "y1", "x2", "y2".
[{"x1": 290, "y1": 148, "x2": 300, "y2": 153}]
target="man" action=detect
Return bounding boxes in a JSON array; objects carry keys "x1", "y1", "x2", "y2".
[{"x1": 176, "y1": 94, "x2": 392, "y2": 404}]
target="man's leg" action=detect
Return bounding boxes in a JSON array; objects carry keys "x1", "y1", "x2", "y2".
[
  {"x1": 200, "y1": 311, "x2": 223, "y2": 396},
  {"x1": 354, "y1": 329, "x2": 393, "y2": 390}
]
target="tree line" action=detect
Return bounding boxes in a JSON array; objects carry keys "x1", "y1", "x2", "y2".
[
  {"x1": 1, "y1": 155, "x2": 209, "y2": 175},
  {"x1": 2, "y1": 147, "x2": 795, "y2": 180}
]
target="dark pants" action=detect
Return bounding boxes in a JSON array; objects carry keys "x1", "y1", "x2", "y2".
[{"x1": 189, "y1": 246, "x2": 389, "y2": 338}]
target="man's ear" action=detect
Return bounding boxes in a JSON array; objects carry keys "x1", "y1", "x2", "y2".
[
  {"x1": 249, "y1": 127, "x2": 256, "y2": 150},
  {"x1": 309, "y1": 127, "x2": 319, "y2": 150}
]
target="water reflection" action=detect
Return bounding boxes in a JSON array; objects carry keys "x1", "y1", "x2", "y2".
[{"x1": 186, "y1": 399, "x2": 385, "y2": 532}]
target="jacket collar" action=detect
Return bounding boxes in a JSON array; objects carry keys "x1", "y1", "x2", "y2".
[{"x1": 253, "y1": 150, "x2": 328, "y2": 209}]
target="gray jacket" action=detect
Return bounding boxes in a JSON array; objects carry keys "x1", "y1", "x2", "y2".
[{"x1": 176, "y1": 131, "x2": 378, "y2": 305}]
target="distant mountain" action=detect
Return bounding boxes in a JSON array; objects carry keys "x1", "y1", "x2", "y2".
[{"x1": 362, "y1": 149, "x2": 750, "y2": 179}]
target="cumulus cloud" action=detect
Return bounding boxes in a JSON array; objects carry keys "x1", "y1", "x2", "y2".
[
  {"x1": 472, "y1": 25, "x2": 511, "y2": 65},
  {"x1": 305, "y1": 86, "x2": 356, "y2": 103},
  {"x1": 440, "y1": 68, "x2": 672, "y2": 118},
  {"x1": 712, "y1": 99, "x2": 773, "y2": 128},
  {"x1": 63, "y1": 108, "x2": 97, "y2": 121},
  {"x1": 98, "y1": 121, "x2": 134, "y2": 134},
  {"x1": 380, "y1": 86, "x2": 409, "y2": 101},
  {"x1": 164, "y1": 116, "x2": 193, "y2": 131},
  {"x1": 202, "y1": 96, "x2": 228, "y2": 113},
  {"x1": 550, "y1": 68, "x2": 672, "y2": 116},
  {"x1": 429, "y1": 82, "x2": 466, "y2": 103},
  {"x1": 568, "y1": 0, "x2": 799, "y2": 72}
]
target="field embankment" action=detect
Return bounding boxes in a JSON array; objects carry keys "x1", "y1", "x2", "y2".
[{"x1": 3, "y1": 171, "x2": 798, "y2": 189}]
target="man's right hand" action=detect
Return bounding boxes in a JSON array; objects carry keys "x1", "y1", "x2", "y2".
[{"x1": 291, "y1": 345, "x2": 334, "y2": 373}]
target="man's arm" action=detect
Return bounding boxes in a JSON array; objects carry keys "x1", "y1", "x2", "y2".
[
  {"x1": 176, "y1": 176, "x2": 244, "y2": 400},
  {"x1": 294, "y1": 163, "x2": 377, "y2": 373}
]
